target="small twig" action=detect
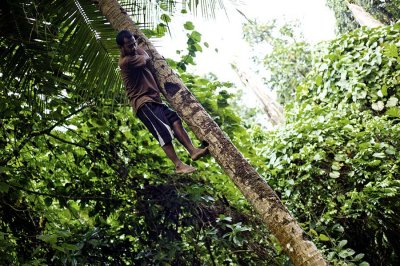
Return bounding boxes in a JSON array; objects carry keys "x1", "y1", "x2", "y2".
[
  {"x1": 46, "y1": 132, "x2": 87, "y2": 148},
  {"x1": 2, "y1": 200, "x2": 28, "y2": 212},
  {"x1": 1, "y1": 103, "x2": 94, "y2": 166}
]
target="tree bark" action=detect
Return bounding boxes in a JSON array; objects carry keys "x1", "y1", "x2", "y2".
[
  {"x1": 92, "y1": 0, "x2": 327, "y2": 265},
  {"x1": 347, "y1": 3, "x2": 384, "y2": 28},
  {"x1": 231, "y1": 63, "x2": 284, "y2": 126}
]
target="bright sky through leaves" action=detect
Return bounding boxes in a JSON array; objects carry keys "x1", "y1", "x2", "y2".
[{"x1": 159, "y1": 0, "x2": 336, "y2": 110}]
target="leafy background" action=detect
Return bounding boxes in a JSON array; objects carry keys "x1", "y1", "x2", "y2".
[{"x1": 1, "y1": 0, "x2": 400, "y2": 265}]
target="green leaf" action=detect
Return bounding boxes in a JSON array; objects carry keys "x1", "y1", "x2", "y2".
[
  {"x1": 309, "y1": 228, "x2": 318, "y2": 237},
  {"x1": 190, "y1": 31, "x2": 202, "y2": 42},
  {"x1": 339, "y1": 248, "x2": 355, "y2": 258},
  {"x1": 386, "y1": 97, "x2": 398, "y2": 107},
  {"x1": 329, "y1": 171, "x2": 340, "y2": 179},
  {"x1": 194, "y1": 43, "x2": 203, "y2": 52},
  {"x1": 319, "y1": 234, "x2": 330, "y2": 241},
  {"x1": 217, "y1": 214, "x2": 232, "y2": 223},
  {"x1": 0, "y1": 182, "x2": 9, "y2": 193},
  {"x1": 385, "y1": 107, "x2": 400, "y2": 117},
  {"x1": 315, "y1": 75, "x2": 323, "y2": 86},
  {"x1": 385, "y1": 146, "x2": 396, "y2": 155},
  {"x1": 332, "y1": 162, "x2": 342, "y2": 171},
  {"x1": 371, "y1": 101, "x2": 384, "y2": 111},
  {"x1": 61, "y1": 243, "x2": 80, "y2": 251},
  {"x1": 334, "y1": 154, "x2": 346, "y2": 162},
  {"x1": 372, "y1": 152, "x2": 385, "y2": 159},
  {"x1": 353, "y1": 253, "x2": 365, "y2": 261},
  {"x1": 37, "y1": 234, "x2": 58, "y2": 245},
  {"x1": 333, "y1": 224, "x2": 344, "y2": 233},
  {"x1": 381, "y1": 85, "x2": 388, "y2": 96},
  {"x1": 184, "y1": 21, "x2": 195, "y2": 30},
  {"x1": 383, "y1": 43, "x2": 398, "y2": 58},
  {"x1": 338, "y1": 240, "x2": 348, "y2": 249},
  {"x1": 160, "y1": 14, "x2": 171, "y2": 23},
  {"x1": 327, "y1": 251, "x2": 336, "y2": 260}
]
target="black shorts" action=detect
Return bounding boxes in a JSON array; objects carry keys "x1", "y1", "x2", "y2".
[{"x1": 136, "y1": 103, "x2": 181, "y2": 146}]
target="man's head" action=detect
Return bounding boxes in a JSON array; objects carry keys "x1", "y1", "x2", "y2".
[{"x1": 116, "y1": 30, "x2": 136, "y2": 56}]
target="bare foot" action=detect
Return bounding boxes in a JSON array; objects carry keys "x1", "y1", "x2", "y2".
[
  {"x1": 175, "y1": 162, "x2": 197, "y2": 174},
  {"x1": 191, "y1": 147, "x2": 209, "y2": 161}
]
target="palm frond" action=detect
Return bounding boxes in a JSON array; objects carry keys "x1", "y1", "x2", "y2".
[
  {"x1": 0, "y1": 0, "x2": 229, "y2": 113},
  {"x1": 120, "y1": 0, "x2": 175, "y2": 28},
  {"x1": 185, "y1": 0, "x2": 227, "y2": 18},
  {"x1": 0, "y1": 0, "x2": 124, "y2": 110}
]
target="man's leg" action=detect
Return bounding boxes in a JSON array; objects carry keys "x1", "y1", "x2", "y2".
[
  {"x1": 172, "y1": 120, "x2": 208, "y2": 161},
  {"x1": 162, "y1": 142, "x2": 196, "y2": 174},
  {"x1": 136, "y1": 104, "x2": 196, "y2": 174}
]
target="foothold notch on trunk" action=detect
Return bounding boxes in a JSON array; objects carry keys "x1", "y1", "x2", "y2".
[{"x1": 165, "y1": 82, "x2": 180, "y2": 97}]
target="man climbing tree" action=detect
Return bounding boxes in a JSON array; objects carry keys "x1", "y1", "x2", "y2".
[
  {"x1": 116, "y1": 30, "x2": 209, "y2": 174},
  {"x1": 94, "y1": 0, "x2": 328, "y2": 262}
]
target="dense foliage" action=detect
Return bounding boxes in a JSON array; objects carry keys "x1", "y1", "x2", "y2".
[
  {"x1": 357, "y1": 0, "x2": 400, "y2": 25},
  {"x1": 2, "y1": 0, "x2": 400, "y2": 265},
  {"x1": 326, "y1": 0, "x2": 400, "y2": 33},
  {"x1": 254, "y1": 22, "x2": 400, "y2": 265},
  {"x1": 0, "y1": 81, "x2": 281, "y2": 265},
  {"x1": 0, "y1": 42, "x2": 283, "y2": 266},
  {"x1": 0, "y1": 1, "x2": 284, "y2": 264}
]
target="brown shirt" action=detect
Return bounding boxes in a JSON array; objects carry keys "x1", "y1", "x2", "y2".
[{"x1": 118, "y1": 47, "x2": 162, "y2": 112}]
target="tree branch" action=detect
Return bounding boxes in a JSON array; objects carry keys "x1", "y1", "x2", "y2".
[
  {"x1": 0, "y1": 103, "x2": 94, "y2": 166},
  {"x1": 46, "y1": 132, "x2": 87, "y2": 148}
]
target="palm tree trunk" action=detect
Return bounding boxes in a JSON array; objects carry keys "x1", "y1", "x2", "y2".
[
  {"x1": 347, "y1": 3, "x2": 384, "y2": 28},
  {"x1": 93, "y1": 0, "x2": 327, "y2": 264},
  {"x1": 231, "y1": 63, "x2": 284, "y2": 126}
]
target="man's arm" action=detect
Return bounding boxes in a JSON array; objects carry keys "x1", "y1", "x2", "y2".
[
  {"x1": 120, "y1": 54, "x2": 148, "y2": 69},
  {"x1": 136, "y1": 47, "x2": 151, "y2": 62},
  {"x1": 120, "y1": 48, "x2": 151, "y2": 69}
]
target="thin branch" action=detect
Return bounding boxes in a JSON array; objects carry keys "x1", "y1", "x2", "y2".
[
  {"x1": 2, "y1": 200, "x2": 28, "y2": 212},
  {"x1": 0, "y1": 103, "x2": 93, "y2": 166},
  {"x1": 46, "y1": 132, "x2": 87, "y2": 148},
  {"x1": 35, "y1": 103, "x2": 94, "y2": 135}
]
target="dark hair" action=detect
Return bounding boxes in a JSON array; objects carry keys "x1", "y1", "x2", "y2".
[{"x1": 116, "y1": 30, "x2": 132, "y2": 46}]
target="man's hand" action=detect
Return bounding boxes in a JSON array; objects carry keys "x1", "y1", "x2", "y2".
[{"x1": 121, "y1": 47, "x2": 135, "y2": 57}]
